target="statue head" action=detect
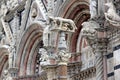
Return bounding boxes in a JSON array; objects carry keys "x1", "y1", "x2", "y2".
[{"x1": 3, "y1": 70, "x2": 8, "y2": 76}]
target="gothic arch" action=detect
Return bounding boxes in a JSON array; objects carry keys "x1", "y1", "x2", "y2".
[
  {"x1": 16, "y1": 22, "x2": 43, "y2": 76},
  {"x1": 58, "y1": 0, "x2": 90, "y2": 53},
  {"x1": 56, "y1": 0, "x2": 90, "y2": 62},
  {"x1": 0, "y1": 46, "x2": 9, "y2": 78}
]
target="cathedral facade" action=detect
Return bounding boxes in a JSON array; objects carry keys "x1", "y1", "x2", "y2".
[{"x1": 0, "y1": 0, "x2": 120, "y2": 80}]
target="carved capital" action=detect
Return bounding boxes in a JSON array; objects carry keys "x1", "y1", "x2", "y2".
[
  {"x1": 95, "y1": 38, "x2": 108, "y2": 53},
  {"x1": 57, "y1": 50, "x2": 71, "y2": 65}
]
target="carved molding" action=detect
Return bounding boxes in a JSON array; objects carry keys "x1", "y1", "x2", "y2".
[
  {"x1": 15, "y1": 72, "x2": 47, "y2": 80},
  {"x1": 71, "y1": 67, "x2": 96, "y2": 79},
  {"x1": 71, "y1": 52, "x2": 81, "y2": 57}
]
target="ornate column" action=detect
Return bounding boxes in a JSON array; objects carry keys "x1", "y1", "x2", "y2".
[
  {"x1": 95, "y1": 38, "x2": 108, "y2": 80},
  {"x1": 43, "y1": 17, "x2": 77, "y2": 80},
  {"x1": 81, "y1": 20, "x2": 107, "y2": 80},
  {"x1": 57, "y1": 32, "x2": 71, "y2": 80}
]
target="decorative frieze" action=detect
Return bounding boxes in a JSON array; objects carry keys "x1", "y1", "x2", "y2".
[
  {"x1": 67, "y1": 62, "x2": 82, "y2": 76},
  {"x1": 71, "y1": 67, "x2": 96, "y2": 80},
  {"x1": 15, "y1": 72, "x2": 47, "y2": 80}
]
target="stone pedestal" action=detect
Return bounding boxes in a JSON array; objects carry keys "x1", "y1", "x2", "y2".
[
  {"x1": 42, "y1": 65, "x2": 57, "y2": 80},
  {"x1": 8, "y1": 67, "x2": 18, "y2": 78},
  {"x1": 58, "y1": 64, "x2": 67, "y2": 80}
]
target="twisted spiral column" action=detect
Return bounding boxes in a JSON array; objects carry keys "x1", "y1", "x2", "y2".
[
  {"x1": 95, "y1": 52, "x2": 103, "y2": 80},
  {"x1": 95, "y1": 38, "x2": 108, "y2": 80}
]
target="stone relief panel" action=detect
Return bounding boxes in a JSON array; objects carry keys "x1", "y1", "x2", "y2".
[
  {"x1": 81, "y1": 46, "x2": 95, "y2": 71},
  {"x1": 30, "y1": 1, "x2": 44, "y2": 22}
]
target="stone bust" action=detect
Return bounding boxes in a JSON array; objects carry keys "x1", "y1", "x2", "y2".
[{"x1": 31, "y1": 7, "x2": 37, "y2": 18}]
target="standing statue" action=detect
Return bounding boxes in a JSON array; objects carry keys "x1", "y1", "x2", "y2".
[
  {"x1": 90, "y1": 0, "x2": 97, "y2": 19},
  {"x1": 2, "y1": 70, "x2": 12, "y2": 80},
  {"x1": 8, "y1": 45, "x2": 15, "y2": 68},
  {"x1": 39, "y1": 48, "x2": 50, "y2": 65},
  {"x1": 105, "y1": 2, "x2": 120, "y2": 27}
]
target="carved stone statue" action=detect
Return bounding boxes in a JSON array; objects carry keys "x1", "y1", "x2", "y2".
[
  {"x1": 2, "y1": 70, "x2": 12, "y2": 80},
  {"x1": 49, "y1": 16, "x2": 77, "y2": 32},
  {"x1": 31, "y1": 7, "x2": 37, "y2": 18},
  {"x1": 39, "y1": 48, "x2": 50, "y2": 65},
  {"x1": 8, "y1": 45, "x2": 15, "y2": 68},
  {"x1": 81, "y1": 21, "x2": 99, "y2": 38},
  {"x1": 105, "y1": 2, "x2": 120, "y2": 27},
  {"x1": 90, "y1": 0, "x2": 97, "y2": 19},
  {"x1": 81, "y1": 20, "x2": 99, "y2": 45},
  {"x1": 43, "y1": 25, "x2": 51, "y2": 47},
  {"x1": 57, "y1": 50, "x2": 71, "y2": 64}
]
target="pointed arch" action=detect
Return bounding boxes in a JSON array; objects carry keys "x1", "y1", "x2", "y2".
[
  {"x1": 16, "y1": 22, "x2": 43, "y2": 76},
  {"x1": 0, "y1": 46, "x2": 9, "y2": 78},
  {"x1": 57, "y1": 0, "x2": 90, "y2": 62}
]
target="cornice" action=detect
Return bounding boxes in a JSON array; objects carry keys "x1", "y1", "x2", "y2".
[{"x1": 71, "y1": 67, "x2": 96, "y2": 79}]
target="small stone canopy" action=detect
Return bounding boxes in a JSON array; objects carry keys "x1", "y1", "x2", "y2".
[{"x1": 49, "y1": 16, "x2": 77, "y2": 32}]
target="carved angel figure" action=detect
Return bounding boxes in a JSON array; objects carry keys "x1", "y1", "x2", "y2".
[{"x1": 105, "y1": 2, "x2": 120, "y2": 27}]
